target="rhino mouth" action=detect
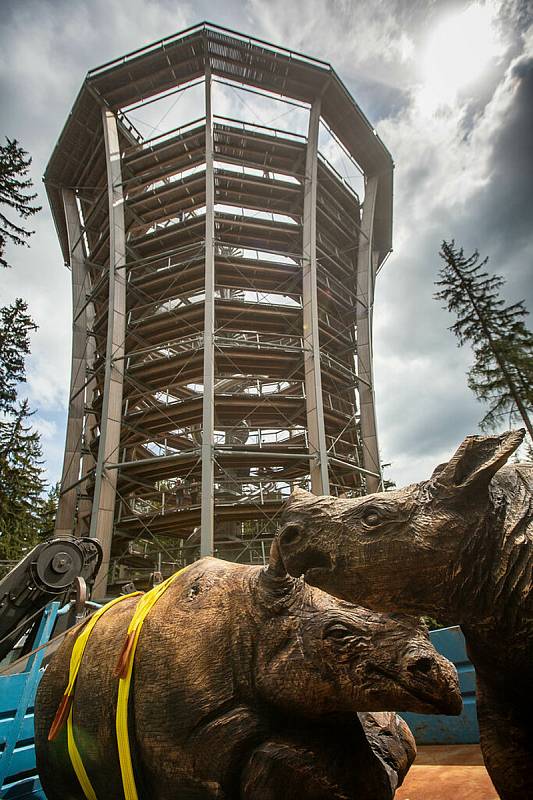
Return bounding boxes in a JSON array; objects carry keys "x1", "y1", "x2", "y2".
[
  {"x1": 286, "y1": 551, "x2": 333, "y2": 582},
  {"x1": 369, "y1": 663, "x2": 461, "y2": 716},
  {"x1": 304, "y1": 565, "x2": 335, "y2": 585},
  {"x1": 304, "y1": 564, "x2": 362, "y2": 600}
]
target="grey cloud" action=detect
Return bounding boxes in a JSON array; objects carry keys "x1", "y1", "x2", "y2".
[
  {"x1": 1, "y1": 0, "x2": 532, "y2": 491},
  {"x1": 346, "y1": 78, "x2": 412, "y2": 125},
  {"x1": 371, "y1": 38, "x2": 533, "y2": 478},
  {"x1": 452, "y1": 54, "x2": 533, "y2": 306}
]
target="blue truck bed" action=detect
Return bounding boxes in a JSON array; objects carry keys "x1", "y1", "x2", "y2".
[{"x1": 0, "y1": 604, "x2": 59, "y2": 799}]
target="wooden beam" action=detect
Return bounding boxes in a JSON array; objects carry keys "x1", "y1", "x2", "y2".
[
  {"x1": 54, "y1": 189, "x2": 90, "y2": 536},
  {"x1": 356, "y1": 175, "x2": 382, "y2": 493},
  {"x1": 303, "y1": 97, "x2": 330, "y2": 495},
  {"x1": 89, "y1": 108, "x2": 127, "y2": 598},
  {"x1": 200, "y1": 65, "x2": 215, "y2": 556}
]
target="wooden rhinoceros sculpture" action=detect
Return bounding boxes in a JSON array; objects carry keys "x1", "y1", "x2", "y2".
[
  {"x1": 35, "y1": 551, "x2": 461, "y2": 800},
  {"x1": 277, "y1": 430, "x2": 532, "y2": 800}
]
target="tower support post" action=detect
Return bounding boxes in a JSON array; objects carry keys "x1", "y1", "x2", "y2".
[
  {"x1": 54, "y1": 189, "x2": 92, "y2": 536},
  {"x1": 200, "y1": 64, "x2": 216, "y2": 556},
  {"x1": 89, "y1": 108, "x2": 127, "y2": 597},
  {"x1": 303, "y1": 97, "x2": 330, "y2": 495},
  {"x1": 356, "y1": 175, "x2": 382, "y2": 493}
]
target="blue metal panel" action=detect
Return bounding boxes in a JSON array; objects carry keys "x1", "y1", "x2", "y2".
[
  {"x1": 4, "y1": 745, "x2": 37, "y2": 779},
  {"x1": 1, "y1": 775, "x2": 46, "y2": 800},
  {"x1": 401, "y1": 625, "x2": 480, "y2": 745},
  {"x1": 0, "y1": 716, "x2": 34, "y2": 745},
  {"x1": 0, "y1": 603, "x2": 60, "y2": 799},
  {"x1": 0, "y1": 675, "x2": 27, "y2": 715}
]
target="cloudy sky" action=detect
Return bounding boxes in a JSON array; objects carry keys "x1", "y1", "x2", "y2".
[{"x1": 1, "y1": 0, "x2": 532, "y2": 489}]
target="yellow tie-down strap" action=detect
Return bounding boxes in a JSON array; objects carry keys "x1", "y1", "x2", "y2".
[
  {"x1": 48, "y1": 568, "x2": 189, "y2": 800},
  {"x1": 48, "y1": 591, "x2": 142, "y2": 800},
  {"x1": 114, "y1": 566, "x2": 188, "y2": 800}
]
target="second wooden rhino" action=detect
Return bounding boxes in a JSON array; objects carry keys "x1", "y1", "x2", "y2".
[{"x1": 277, "y1": 430, "x2": 532, "y2": 800}]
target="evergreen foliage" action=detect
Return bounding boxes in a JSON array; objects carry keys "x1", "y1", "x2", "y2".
[
  {"x1": 39, "y1": 482, "x2": 60, "y2": 539},
  {"x1": 435, "y1": 240, "x2": 533, "y2": 439},
  {"x1": 0, "y1": 137, "x2": 52, "y2": 569},
  {"x1": 0, "y1": 298, "x2": 37, "y2": 413},
  {"x1": 0, "y1": 400, "x2": 47, "y2": 561},
  {"x1": 0, "y1": 138, "x2": 41, "y2": 268}
]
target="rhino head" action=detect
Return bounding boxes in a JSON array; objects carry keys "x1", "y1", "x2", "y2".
[
  {"x1": 252, "y1": 540, "x2": 461, "y2": 719},
  {"x1": 275, "y1": 430, "x2": 524, "y2": 620}
]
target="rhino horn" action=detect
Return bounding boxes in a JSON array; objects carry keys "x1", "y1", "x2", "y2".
[
  {"x1": 266, "y1": 537, "x2": 287, "y2": 578},
  {"x1": 430, "y1": 429, "x2": 525, "y2": 495},
  {"x1": 257, "y1": 539, "x2": 298, "y2": 609}
]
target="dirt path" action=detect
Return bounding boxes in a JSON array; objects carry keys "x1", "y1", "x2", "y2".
[{"x1": 396, "y1": 745, "x2": 499, "y2": 800}]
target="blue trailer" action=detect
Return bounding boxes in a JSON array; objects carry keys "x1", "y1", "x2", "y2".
[
  {"x1": 0, "y1": 603, "x2": 61, "y2": 799},
  {"x1": 0, "y1": 537, "x2": 103, "y2": 799}
]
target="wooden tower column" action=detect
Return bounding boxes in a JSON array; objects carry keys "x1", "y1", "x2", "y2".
[
  {"x1": 356, "y1": 175, "x2": 382, "y2": 492},
  {"x1": 54, "y1": 188, "x2": 91, "y2": 536},
  {"x1": 89, "y1": 108, "x2": 127, "y2": 598},
  {"x1": 200, "y1": 63, "x2": 216, "y2": 556},
  {"x1": 303, "y1": 97, "x2": 330, "y2": 495}
]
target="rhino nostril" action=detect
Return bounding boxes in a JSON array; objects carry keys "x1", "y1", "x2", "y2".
[
  {"x1": 280, "y1": 524, "x2": 304, "y2": 547},
  {"x1": 409, "y1": 657, "x2": 433, "y2": 675}
]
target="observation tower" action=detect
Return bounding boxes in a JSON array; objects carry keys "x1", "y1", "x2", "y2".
[{"x1": 45, "y1": 23, "x2": 393, "y2": 595}]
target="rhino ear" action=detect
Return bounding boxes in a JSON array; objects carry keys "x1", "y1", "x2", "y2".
[
  {"x1": 431, "y1": 430, "x2": 525, "y2": 495},
  {"x1": 286, "y1": 487, "x2": 314, "y2": 507}
]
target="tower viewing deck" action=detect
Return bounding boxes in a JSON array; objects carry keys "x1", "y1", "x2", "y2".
[{"x1": 46, "y1": 22, "x2": 393, "y2": 595}]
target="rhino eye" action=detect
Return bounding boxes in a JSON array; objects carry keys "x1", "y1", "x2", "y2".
[
  {"x1": 324, "y1": 622, "x2": 353, "y2": 640},
  {"x1": 361, "y1": 508, "x2": 382, "y2": 526}
]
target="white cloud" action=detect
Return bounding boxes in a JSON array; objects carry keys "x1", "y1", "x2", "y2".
[
  {"x1": 33, "y1": 416, "x2": 58, "y2": 440},
  {"x1": 418, "y1": 1, "x2": 507, "y2": 110},
  {"x1": 1, "y1": 0, "x2": 531, "y2": 493},
  {"x1": 245, "y1": 0, "x2": 419, "y2": 79}
]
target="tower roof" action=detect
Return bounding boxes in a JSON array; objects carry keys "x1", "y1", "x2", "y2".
[{"x1": 44, "y1": 21, "x2": 393, "y2": 265}]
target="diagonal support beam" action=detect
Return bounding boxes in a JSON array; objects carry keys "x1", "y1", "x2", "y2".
[
  {"x1": 302, "y1": 97, "x2": 330, "y2": 495},
  {"x1": 89, "y1": 108, "x2": 127, "y2": 597}
]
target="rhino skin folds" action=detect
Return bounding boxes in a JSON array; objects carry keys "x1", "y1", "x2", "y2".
[
  {"x1": 278, "y1": 430, "x2": 533, "y2": 800},
  {"x1": 35, "y1": 550, "x2": 461, "y2": 800}
]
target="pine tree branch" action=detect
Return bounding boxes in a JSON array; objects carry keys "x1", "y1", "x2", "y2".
[
  {"x1": 437, "y1": 241, "x2": 533, "y2": 439},
  {"x1": 0, "y1": 137, "x2": 41, "y2": 269}
]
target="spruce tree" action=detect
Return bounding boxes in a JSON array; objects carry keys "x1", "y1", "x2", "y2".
[
  {"x1": 0, "y1": 400, "x2": 47, "y2": 561},
  {"x1": 0, "y1": 138, "x2": 49, "y2": 566},
  {"x1": 38, "y1": 482, "x2": 60, "y2": 539},
  {"x1": 0, "y1": 138, "x2": 41, "y2": 269},
  {"x1": 435, "y1": 240, "x2": 533, "y2": 439},
  {"x1": 0, "y1": 298, "x2": 37, "y2": 413}
]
